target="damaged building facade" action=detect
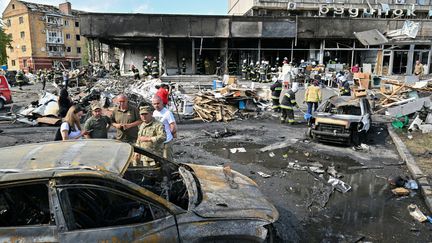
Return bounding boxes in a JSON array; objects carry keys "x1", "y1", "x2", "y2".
[
  {"x1": 80, "y1": 0, "x2": 432, "y2": 76},
  {"x1": 2, "y1": 0, "x2": 86, "y2": 71}
]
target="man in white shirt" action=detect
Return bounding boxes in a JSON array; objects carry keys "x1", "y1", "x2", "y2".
[{"x1": 152, "y1": 95, "x2": 177, "y2": 161}]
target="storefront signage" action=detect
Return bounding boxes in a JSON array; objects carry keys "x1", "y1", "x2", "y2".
[{"x1": 319, "y1": 4, "x2": 416, "y2": 18}]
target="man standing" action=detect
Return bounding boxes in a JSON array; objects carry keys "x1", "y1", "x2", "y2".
[
  {"x1": 84, "y1": 103, "x2": 111, "y2": 139},
  {"x1": 135, "y1": 106, "x2": 166, "y2": 166},
  {"x1": 155, "y1": 83, "x2": 170, "y2": 106},
  {"x1": 110, "y1": 94, "x2": 142, "y2": 143},
  {"x1": 152, "y1": 95, "x2": 177, "y2": 161},
  {"x1": 280, "y1": 82, "x2": 299, "y2": 124},
  {"x1": 304, "y1": 80, "x2": 322, "y2": 115},
  {"x1": 414, "y1": 60, "x2": 424, "y2": 77},
  {"x1": 131, "y1": 65, "x2": 140, "y2": 80},
  {"x1": 62, "y1": 70, "x2": 69, "y2": 88}
]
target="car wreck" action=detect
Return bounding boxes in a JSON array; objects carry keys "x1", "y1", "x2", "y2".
[
  {"x1": 0, "y1": 140, "x2": 278, "y2": 242},
  {"x1": 308, "y1": 95, "x2": 372, "y2": 144}
]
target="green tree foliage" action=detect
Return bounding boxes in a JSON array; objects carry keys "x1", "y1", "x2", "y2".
[{"x1": 0, "y1": 21, "x2": 12, "y2": 66}]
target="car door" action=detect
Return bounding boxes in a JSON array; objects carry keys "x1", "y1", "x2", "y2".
[
  {"x1": 0, "y1": 182, "x2": 59, "y2": 242},
  {"x1": 55, "y1": 179, "x2": 179, "y2": 242}
]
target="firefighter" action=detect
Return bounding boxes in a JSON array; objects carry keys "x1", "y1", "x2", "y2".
[
  {"x1": 280, "y1": 82, "x2": 299, "y2": 124},
  {"x1": 131, "y1": 65, "x2": 140, "y2": 80},
  {"x1": 215, "y1": 57, "x2": 222, "y2": 76},
  {"x1": 250, "y1": 62, "x2": 256, "y2": 82},
  {"x1": 270, "y1": 78, "x2": 282, "y2": 112},
  {"x1": 15, "y1": 69, "x2": 25, "y2": 90},
  {"x1": 143, "y1": 56, "x2": 150, "y2": 77},
  {"x1": 259, "y1": 61, "x2": 266, "y2": 83},
  {"x1": 241, "y1": 60, "x2": 247, "y2": 80},
  {"x1": 181, "y1": 57, "x2": 187, "y2": 75},
  {"x1": 151, "y1": 57, "x2": 159, "y2": 78},
  {"x1": 196, "y1": 57, "x2": 203, "y2": 74},
  {"x1": 340, "y1": 78, "x2": 351, "y2": 96}
]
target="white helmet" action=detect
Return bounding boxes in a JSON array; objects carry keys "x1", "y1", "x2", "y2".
[
  {"x1": 291, "y1": 82, "x2": 299, "y2": 93},
  {"x1": 256, "y1": 61, "x2": 260, "y2": 65}
]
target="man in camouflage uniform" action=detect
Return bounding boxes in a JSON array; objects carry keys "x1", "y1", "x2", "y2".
[{"x1": 134, "y1": 106, "x2": 166, "y2": 166}]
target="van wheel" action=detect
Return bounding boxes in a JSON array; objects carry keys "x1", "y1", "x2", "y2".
[{"x1": 0, "y1": 99, "x2": 4, "y2": 110}]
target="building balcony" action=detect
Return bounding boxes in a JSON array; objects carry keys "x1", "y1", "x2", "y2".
[
  {"x1": 48, "y1": 52, "x2": 65, "y2": 57},
  {"x1": 46, "y1": 37, "x2": 64, "y2": 44}
]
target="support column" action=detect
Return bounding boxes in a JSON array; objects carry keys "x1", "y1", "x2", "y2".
[
  {"x1": 221, "y1": 39, "x2": 228, "y2": 75},
  {"x1": 158, "y1": 38, "x2": 164, "y2": 76},
  {"x1": 426, "y1": 45, "x2": 432, "y2": 75},
  {"x1": 350, "y1": 41, "x2": 355, "y2": 67},
  {"x1": 319, "y1": 40, "x2": 325, "y2": 65},
  {"x1": 88, "y1": 39, "x2": 94, "y2": 63},
  {"x1": 406, "y1": 44, "x2": 415, "y2": 75},
  {"x1": 388, "y1": 50, "x2": 394, "y2": 75},
  {"x1": 191, "y1": 39, "x2": 196, "y2": 74},
  {"x1": 258, "y1": 39, "x2": 261, "y2": 63},
  {"x1": 290, "y1": 40, "x2": 294, "y2": 63},
  {"x1": 108, "y1": 45, "x2": 115, "y2": 63}
]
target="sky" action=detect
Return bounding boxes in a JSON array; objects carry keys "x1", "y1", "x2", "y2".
[{"x1": 0, "y1": 0, "x2": 228, "y2": 16}]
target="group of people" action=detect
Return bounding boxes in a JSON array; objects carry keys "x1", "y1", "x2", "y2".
[
  {"x1": 130, "y1": 56, "x2": 160, "y2": 80},
  {"x1": 57, "y1": 86, "x2": 177, "y2": 166},
  {"x1": 270, "y1": 79, "x2": 322, "y2": 125}
]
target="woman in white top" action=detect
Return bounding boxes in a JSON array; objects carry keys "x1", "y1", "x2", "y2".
[{"x1": 61, "y1": 105, "x2": 87, "y2": 140}]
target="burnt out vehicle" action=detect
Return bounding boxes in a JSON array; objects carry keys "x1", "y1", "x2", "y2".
[
  {"x1": 307, "y1": 95, "x2": 372, "y2": 144},
  {"x1": 0, "y1": 140, "x2": 278, "y2": 242}
]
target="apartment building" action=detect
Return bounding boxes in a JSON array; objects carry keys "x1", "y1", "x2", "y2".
[{"x1": 2, "y1": 0, "x2": 86, "y2": 71}]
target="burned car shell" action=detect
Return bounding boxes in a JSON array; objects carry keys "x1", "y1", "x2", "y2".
[
  {"x1": 0, "y1": 140, "x2": 278, "y2": 242},
  {"x1": 309, "y1": 95, "x2": 371, "y2": 144}
]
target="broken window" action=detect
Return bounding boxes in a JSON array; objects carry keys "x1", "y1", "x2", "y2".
[
  {"x1": 19, "y1": 16, "x2": 23, "y2": 24},
  {"x1": 59, "y1": 186, "x2": 168, "y2": 230},
  {"x1": 75, "y1": 21, "x2": 79, "y2": 27},
  {"x1": 0, "y1": 183, "x2": 51, "y2": 226}
]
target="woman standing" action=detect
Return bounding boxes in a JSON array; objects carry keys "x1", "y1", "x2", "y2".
[{"x1": 61, "y1": 105, "x2": 86, "y2": 140}]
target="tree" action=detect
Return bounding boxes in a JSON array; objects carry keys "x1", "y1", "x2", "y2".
[{"x1": 0, "y1": 21, "x2": 12, "y2": 66}]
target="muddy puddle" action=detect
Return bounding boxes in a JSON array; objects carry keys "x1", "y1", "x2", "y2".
[{"x1": 203, "y1": 141, "x2": 432, "y2": 242}]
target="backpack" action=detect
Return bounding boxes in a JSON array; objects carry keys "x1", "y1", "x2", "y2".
[{"x1": 54, "y1": 123, "x2": 72, "y2": 141}]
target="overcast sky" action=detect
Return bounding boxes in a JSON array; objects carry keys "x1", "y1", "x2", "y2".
[{"x1": 1, "y1": 0, "x2": 228, "y2": 16}]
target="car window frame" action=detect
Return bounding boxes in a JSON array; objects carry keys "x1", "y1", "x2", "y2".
[
  {"x1": 0, "y1": 180, "x2": 59, "y2": 240},
  {"x1": 55, "y1": 181, "x2": 173, "y2": 231}
]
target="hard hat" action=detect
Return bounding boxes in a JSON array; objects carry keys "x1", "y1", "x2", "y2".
[
  {"x1": 243, "y1": 60, "x2": 247, "y2": 63},
  {"x1": 291, "y1": 82, "x2": 299, "y2": 93},
  {"x1": 250, "y1": 62, "x2": 254, "y2": 65},
  {"x1": 256, "y1": 61, "x2": 260, "y2": 65},
  {"x1": 301, "y1": 59, "x2": 305, "y2": 63}
]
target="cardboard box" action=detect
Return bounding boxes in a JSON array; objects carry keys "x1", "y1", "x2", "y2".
[
  {"x1": 353, "y1": 88, "x2": 367, "y2": 98},
  {"x1": 228, "y1": 76, "x2": 237, "y2": 85}
]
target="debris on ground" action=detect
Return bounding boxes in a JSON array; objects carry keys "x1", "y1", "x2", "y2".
[
  {"x1": 391, "y1": 187, "x2": 410, "y2": 196},
  {"x1": 257, "y1": 171, "x2": 272, "y2": 178},
  {"x1": 407, "y1": 204, "x2": 428, "y2": 222},
  {"x1": 230, "y1": 147, "x2": 246, "y2": 153},
  {"x1": 327, "y1": 176, "x2": 351, "y2": 193}
]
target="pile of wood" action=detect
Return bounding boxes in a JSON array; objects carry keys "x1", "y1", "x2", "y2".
[
  {"x1": 193, "y1": 88, "x2": 260, "y2": 122},
  {"x1": 374, "y1": 79, "x2": 432, "y2": 113}
]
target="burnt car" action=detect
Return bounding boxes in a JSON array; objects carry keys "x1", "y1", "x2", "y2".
[
  {"x1": 0, "y1": 140, "x2": 278, "y2": 242},
  {"x1": 307, "y1": 95, "x2": 372, "y2": 144}
]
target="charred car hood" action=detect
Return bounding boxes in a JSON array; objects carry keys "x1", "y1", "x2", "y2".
[{"x1": 186, "y1": 164, "x2": 278, "y2": 223}]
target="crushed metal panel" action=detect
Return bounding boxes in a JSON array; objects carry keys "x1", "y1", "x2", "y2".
[
  {"x1": 354, "y1": 29, "x2": 388, "y2": 46},
  {"x1": 386, "y1": 97, "x2": 431, "y2": 116},
  {"x1": 262, "y1": 20, "x2": 296, "y2": 38},
  {"x1": 0, "y1": 140, "x2": 133, "y2": 175},
  {"x1": 231, "y1": 21, "x2": 262, "y2": 38}
]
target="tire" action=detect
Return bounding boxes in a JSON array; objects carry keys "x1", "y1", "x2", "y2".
[
  {"x1": 0, "y1": 99, "x2": 4, "y2": 110},
  {"x1": 264, "y1": 224, "x2": 276, "y2": 243}
]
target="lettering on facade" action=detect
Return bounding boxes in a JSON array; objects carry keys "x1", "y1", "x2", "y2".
[{"x1": 319, "y1": 4, "x2": 416, "y2": 18}]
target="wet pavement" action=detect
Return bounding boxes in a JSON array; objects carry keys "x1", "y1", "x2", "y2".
[{"x1": 175, "y1": 119, "x2": 432, "y2": 242}]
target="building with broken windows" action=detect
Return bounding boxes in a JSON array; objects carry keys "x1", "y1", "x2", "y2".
[
  {"x1": 80, "y1": 0, "x2": 432, "y2": 76},
  {"x1": 2, "y1": 0, "x2": 86, "y2": 71}
]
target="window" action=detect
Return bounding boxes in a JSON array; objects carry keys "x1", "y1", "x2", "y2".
[
  {"x1": 66, "y1": 46, "x2": 71, "y2": 52},
  {"x1": 77, "y1": 47, "x2": 81, "y2": 54},
  {"x1": 76, "y1": 35, "x2": 80, "y2": 41},
  {"x1": 21, "y1": 45, "x2": 26, "y2": 52},
  {"x1": 48, "y1": 46, "x2": 63, "y2": 52},
  {"x1": 11, "y1": 60, "x2": 16, "y2": 66},
  {"x1": 6, "y1": 19, "x2": 11, "y2": 27},
  {"x1": 64, "y1": 20, "x2": 69, "y2": 26},
  {"x1": 23, "y1": 59, "x2": 27, "y2": 67},
  {"x1": 66, "y1": 34, "x2": 71, "y2": 40},
  {"x1": 0, "y1": 184, "x2": 51, "y2": 226},
  {"x1": 75, "y1": 21, "x2": 79, "y2": 27},
  {"x1": 19, "y1": 16, "x2": 23, "y2": 24},
  {"x1": 12, "y1": 4, "x2": 15, "y2": 9},
  {"x1": 59, "y1": 187, "x2": 167, "y2": 230},
  {"x1": 20, "y1": 31, "x2": 25, "y2": 39}
]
